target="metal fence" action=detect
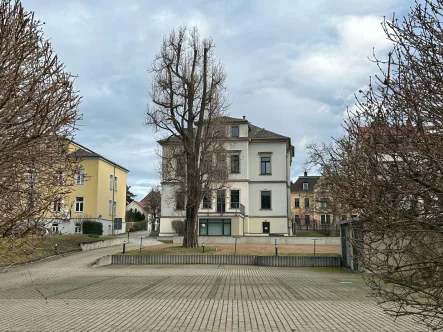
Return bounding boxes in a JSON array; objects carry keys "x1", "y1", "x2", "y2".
[{"x1": 111, "y1": 254, "x2": 341, "y2": 267}]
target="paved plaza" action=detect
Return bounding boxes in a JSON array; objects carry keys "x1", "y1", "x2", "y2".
[{"x1": 0, "y1": 242, "x2": 427, "y2": 331}]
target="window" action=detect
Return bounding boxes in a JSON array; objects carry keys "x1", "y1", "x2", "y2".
[
  {"x1": 303, "y1": 182, "x2": 308, "y2": 190},
  {"x1": 114, "y1": 176, "x2": 118, "y2": 191},
  {"x1": 230, "y1": 190, "x2": 240, "y2": 208},
  {"x1": 294, "y1": 198, "x2": 300, "y2": 208},
  {"x1": 108, "y1": 200, "x2": 112, "y2": 216},
  {"x1": 28, "y1": 169, "x2": 37, "y2": 185},
  {"x1": 75, "y1": 197, "x2": 84, "y2": 212},
  {"x1": 51, "y1": 223, "x2": 59, "y2": 233},
  {"x1": 176, "y1": 156, "x2": 186, "y2": 177},
  {"x1": 304, "y1": 197, "x2": 310, "y2": 207},
  {"x1": 199, "y1": 219, "x2": 231, "y2": 236},
  {"x1": 304, "y1": 215, "x2": 310, "y2": 225},
  {"x1": 202, "y1": 155, "x2": 213, "y2": 173},
  {"x1": 231, "y1": 154, "x2": 240, "y2": 173},
  {"x1": 53, "y1": 199, "x2": 63, "y2": 213},
  {"x1": 53, "y1": 171, "x2": 63, "y2": 185},
  {"x1": 321, "y1": 214, "x2": 331, "y2": 224},
  {"x1": 176, "y1": 192, "x2": 185, "y2": 210},
  {"x1": 203, "y1": 193, "x2": 212, "y2": 209},
  {"x1": 109, "y1": 175, "x2": 113, "y2": 189},
  {"x1": 319, "y1": 198, "x2": 327, "y2": 208},
  {"x1": 75, "y1": 169, "x2": 85, "y2": 185},
  {"x1": 231, "y1": 126, "x2": 239, "y2": 137},
  {"x1": 260, "y1": 156, "x2": 271, "y2": 174},
  {"x1": 261, "y1": 191, "x2": 271, "y2": 209},
  {"x1": 113, "y1": 201, "x2": 116, "y2": 216},
  {"x1": 75, "y1": 223, "x2": 82, "y2": 234},
  {"x1": 215, "y1": 154, "x2": 227, "y2": 180}
]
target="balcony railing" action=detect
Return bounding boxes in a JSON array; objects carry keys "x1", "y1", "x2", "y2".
[{"x1": 215, "y1": 202, "x2": 245, "y2": 217}]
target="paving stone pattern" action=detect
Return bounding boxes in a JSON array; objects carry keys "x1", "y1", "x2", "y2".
[{"x1": 0, "y1": 241, "x2": 427, "y2": 332}]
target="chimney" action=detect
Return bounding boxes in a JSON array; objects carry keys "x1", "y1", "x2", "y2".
[
  {"x1": 243, "y1": 116, "x2": 246, "y2": 119},
  {"x1": 304, "y1": 171, "x2": 307, "y2": 177}
]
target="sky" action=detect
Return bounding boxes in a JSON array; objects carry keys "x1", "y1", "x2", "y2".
[{"x1": 23, "y1": 0, "x2": 413, "y2": 199}]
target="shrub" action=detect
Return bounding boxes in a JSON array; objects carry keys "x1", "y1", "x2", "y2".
[
  {"x1": 171, "y1": 220, "x2": 184, "y2": 235},
  {"x1": 128, "y1": 222, "x2": 145, "y2": 232},
  {"x1": 82, "y1": 220, "x2": 103, "y2": 236}
]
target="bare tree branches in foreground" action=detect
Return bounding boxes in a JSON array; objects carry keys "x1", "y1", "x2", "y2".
[
  {"x1": 0, "y1": 0, "x2": 81, "y2": 264},
  {"x1": 307, "y1": 1, "x2": 443, "y2": 329},
  {"x1": 146, "y1": 26, "x2": 229, "y2": 248}
]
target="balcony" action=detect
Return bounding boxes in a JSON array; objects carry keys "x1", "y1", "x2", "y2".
[{"x1": 215, "y1": 203, "x2": 245, "y2": 217}]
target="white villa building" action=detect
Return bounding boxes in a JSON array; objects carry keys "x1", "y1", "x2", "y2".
[{"x1": 159, "y1": 116, "x2": 294, "y2": 238}]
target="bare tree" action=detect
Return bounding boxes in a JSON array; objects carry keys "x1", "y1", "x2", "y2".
[
  {"x1": 0, "y1": 0, "x2": 81, "y2": 262},
  {"x1": 146, "y1": 26, "x2": 229, "y2": 248},
  {"x1": 307, "y1": 1, "x2": 443, "y2": 329}
]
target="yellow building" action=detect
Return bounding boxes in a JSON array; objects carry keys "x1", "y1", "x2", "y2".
[{"x1": 47, "y1": 141, "x2": 129, "y2": 235}]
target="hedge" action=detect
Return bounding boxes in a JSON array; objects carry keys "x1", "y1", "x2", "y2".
[{"x1": 82, "y1": 220, "x2": 103, "y2": 235}]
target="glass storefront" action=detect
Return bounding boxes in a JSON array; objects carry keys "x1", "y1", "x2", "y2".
[{"x1": 199, "y1": 219, "x2": 231, "y2": 236}]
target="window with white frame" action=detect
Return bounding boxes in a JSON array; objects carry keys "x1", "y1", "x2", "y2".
[
  {"x1": 202, "y1": 193, "x2": 212, "y2": 209},
  {"x1": 113, "y1": 201, "x2": 116, "y2": 216},
  {"x1": 109, "y1": 175, "x2": 113, "y2": 189},
  {"x1": 261, "y1": 191, "x2": 271, "y2": 209},
  {"x1": 28, "y1": 169, "x2": 37, "y2": 185},
  {"x1": 320, "y1": 214, "x2": 331, "y2": 224},
  {"x1": 75, "y1": 223, "x2": 82, "y2": 234},
  {"x1": 75, "y1": 169, "x2": 85, "y2": 185},
  {"x1": 75, "y1": 197, "x2": 84, "y2": 212},
  {"x1": 231, "y1": 126, "x2": 239, "y2": 137},
  {"x1": 51, "y1": 223, "x2": 59, "y2": 233},
  {"x1": 53, "y1": 199, "x2": 63, "y2": 212},
  {"x1": 319, "y1": 198, "x2": 327, "y2": 208},
  {"x1": 231, "y1": 154, "x2": 240, "y2": 173},
  {"x1": 260, "y1": 156, "x2": 271, "y2": 174},
  {"x1": 53, "y1": 171, "x2": 63, "y2": 185},
  {"x1": 108, "y1": 200, "x2": 112, "y2": 215},
  {"x1": 303, "y1": 182, "x2": 308, "y2": 190},
  {"x1": 114, "y1": 176, "x2": 118, "y2": 191},
  {"x1": 230, "y1": 190, "x2": 240, "y2": 208}
]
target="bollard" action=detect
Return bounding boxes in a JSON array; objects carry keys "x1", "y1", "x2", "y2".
[
  {"x1": 311, "y1": 238, "x2": 318, "y2": 257},
  {"x1": 127, "y1": 230, "x2": 130, "y2": 243},
  {"x1": 140, "y1": 237, "x2": 143, "y2": 254},
  {"x1": 275, "y1": 239, "x2": 278, "y2": 257},
  {"x1": 122, "y1": 241, "x2": 126, "y2": 254},
  {"x1": 55, "y1": 243, "x2": 58, "y2": 254},
  {"x1": 234, "y1": 238, "x2": 238, "y2": 255},
  {"x1": 202, "y1": 242, "x2": 205, "y2": 253}
]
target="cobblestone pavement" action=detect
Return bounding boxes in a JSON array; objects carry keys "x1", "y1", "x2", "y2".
[{"x1": 0, "y1": 243, "x2": 428, "y2": 331}]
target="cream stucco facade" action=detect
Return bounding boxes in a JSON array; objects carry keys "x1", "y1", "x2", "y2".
[{"x1": 159, "y1": 116, "x2": 294, "y2": 238}]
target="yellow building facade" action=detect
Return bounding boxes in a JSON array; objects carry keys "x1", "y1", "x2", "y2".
[{"x1": 47, "y1": 141, "x2": 129, "y2": 235}]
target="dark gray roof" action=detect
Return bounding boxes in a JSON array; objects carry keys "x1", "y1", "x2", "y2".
[
  {"x1": 68, "y1": 142, "x2": 129, "y2": 172},
  {"x1": 68, "y1": 148, "x2": 100, "y2": 158},
  {"x1": 248, "y1": 123, "x2": 289, "y2": 139},
  {"x1": 290, "y1": 176, "x2": 321, "y2": 193},
  {"x1": 159, "y1": 117, "x2": 290, "y2": 143},
  {"x1": 219, "y1": 116, "x2": 249, "y2": 123}
]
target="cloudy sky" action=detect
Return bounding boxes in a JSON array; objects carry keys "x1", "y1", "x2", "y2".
[{"x1": 23, "y1": 0, "x2": 412, "y2": 199}]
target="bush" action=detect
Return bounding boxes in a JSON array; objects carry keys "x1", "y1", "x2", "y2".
[
  {"x1": 128, "y1": 222, "x2": 145, "y2": 232},
  {"x1": 171, "y1": 220, "x2": 184, "y2": 235},
  {"x1": 82, "y1": 220, "x2": 103, "y2": 236}
]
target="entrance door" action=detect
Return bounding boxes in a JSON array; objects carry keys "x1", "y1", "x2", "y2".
[{"x1": 262, "y1": 221, "x2": 270, "y2": 234}]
